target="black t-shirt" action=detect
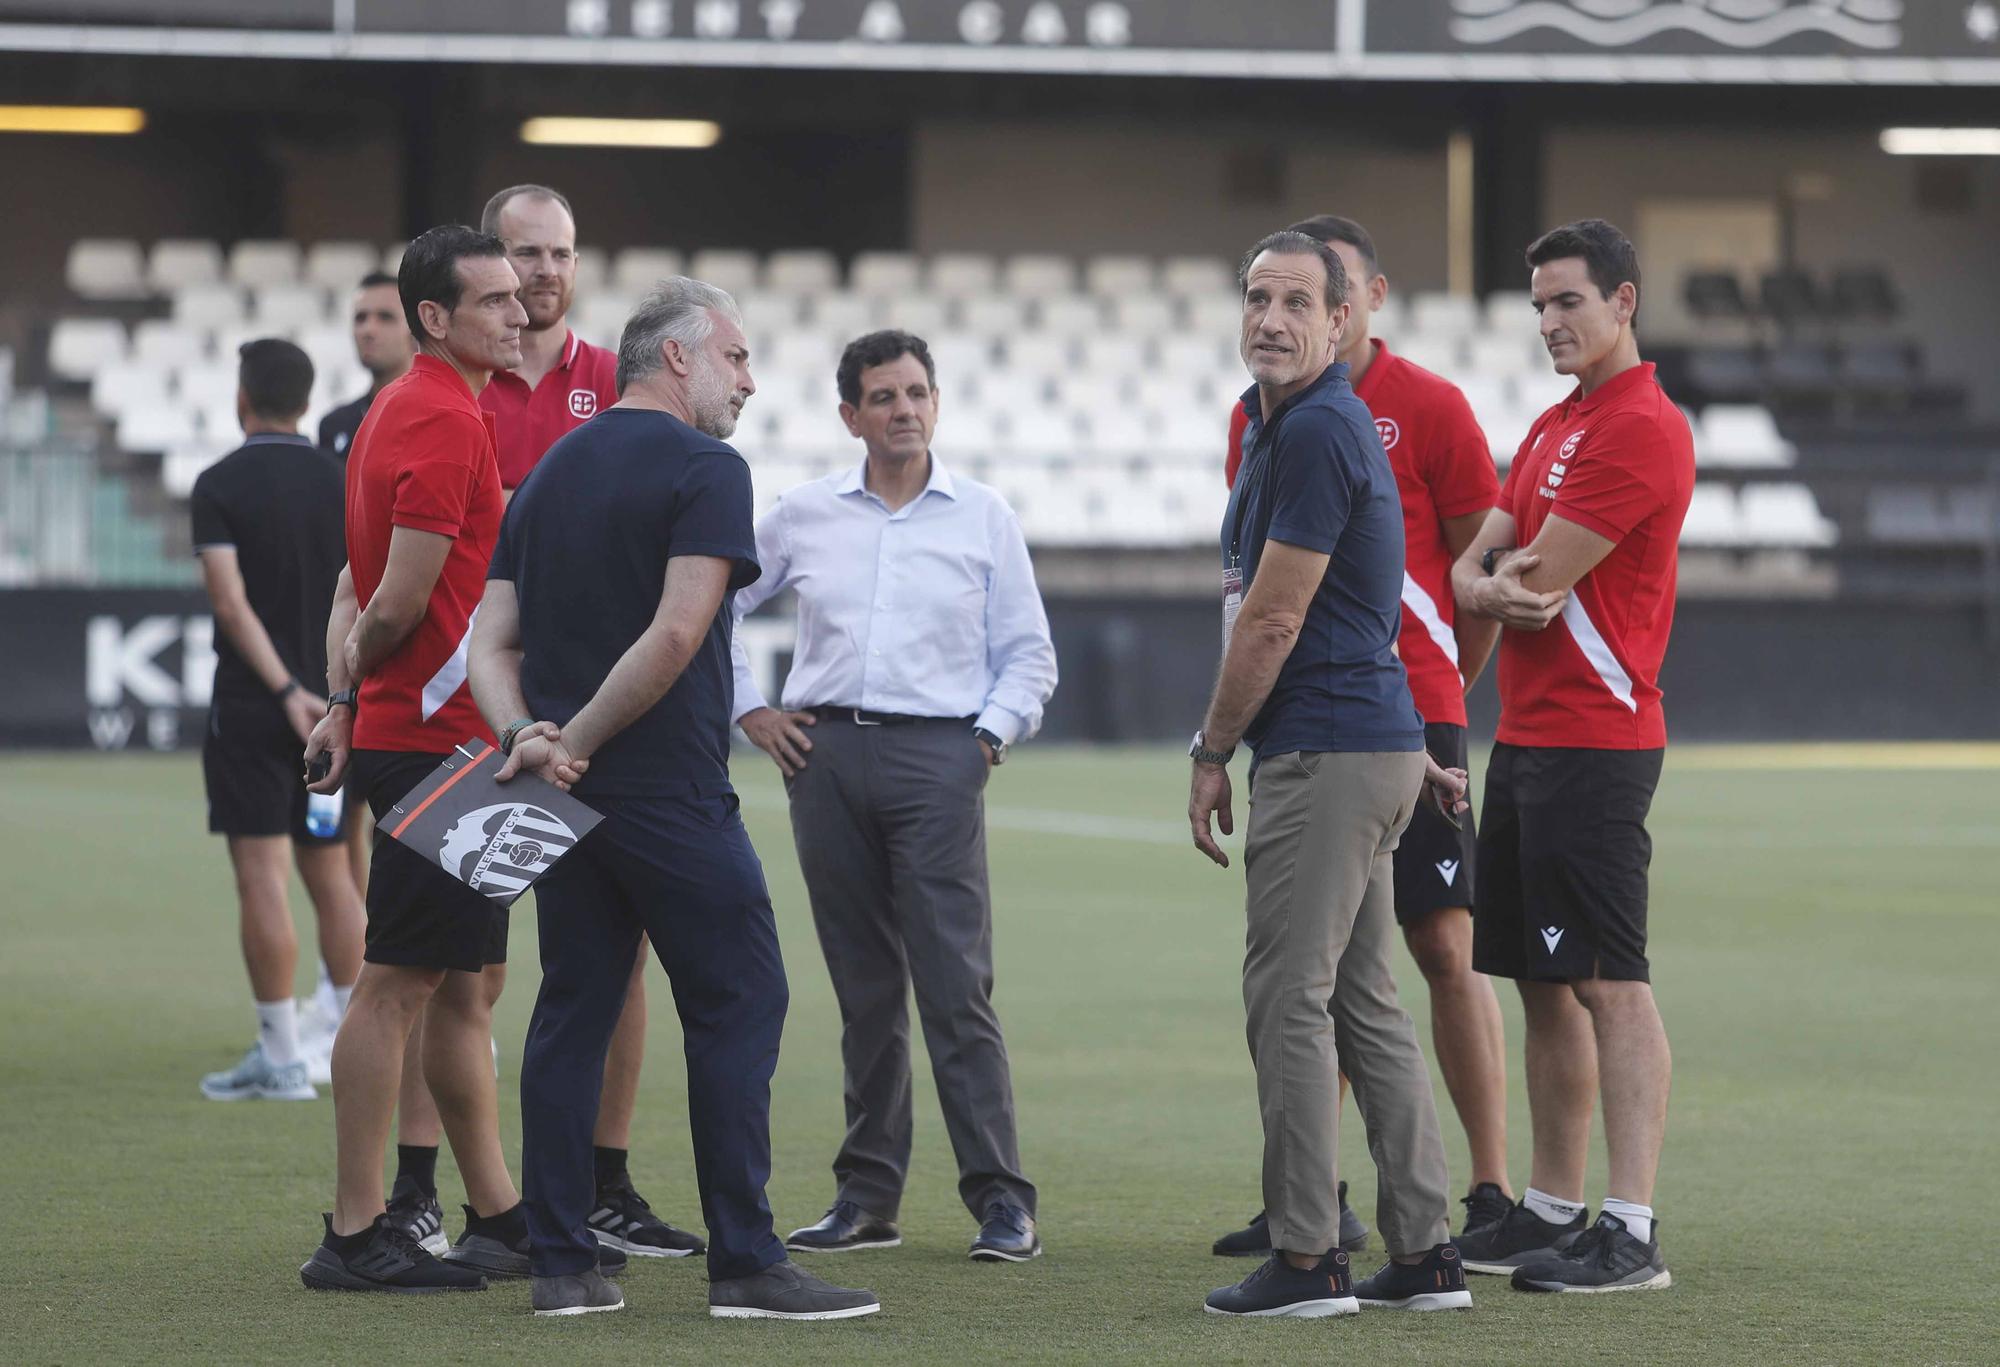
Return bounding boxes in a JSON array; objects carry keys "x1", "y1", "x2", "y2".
[
  {"x1": 489, "y1": 407, "x2": 760, "y2": 798},
  {"x1": 318, "y1": 390, "x2": 375, "y2": 461},
  {"x1": 189, "y1": 433, "x2": 347, "y2": 703}
]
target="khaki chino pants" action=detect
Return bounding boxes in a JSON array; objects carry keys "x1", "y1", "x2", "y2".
[{"x1": 1242, "y1": 748, "x2": 1451, "y2": 1257}]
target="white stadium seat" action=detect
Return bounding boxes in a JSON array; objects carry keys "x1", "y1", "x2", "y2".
[
  {"x1": 304, "y1": 241, "x2": 382, "y2": 292},
  {"x1": 734, "y1": 289, "x2": 804, "y2": 330},
  {"x1": 1161, "y1": 256, "x2": 1233, "y2": 296},
  {"x1": 1483, "y1": 291, "x2": 1536, "y2": 332},
  {"x1": 297, "y1": 324, "x2": 357, "y2": 376},
  {"x1": 1078, "y1": 335, "x2": 1150, "y2": 377},
  {"x1": 688, "y1": 250, "x2": 760, "y2": 296},
  {"x1": 876, "y1": 294, "x2": 950, "y2": 340},
  {"x1": 1003, "y1": 255, "x2": 1076, "y2": 297},
  {"x1": 1512, "y1": 367, "x2": 1576, "y2": 412},
  {"x1": 1699, "y1": 404, "x2": 1795, "y2": 468},
  {"x1": 117, "y1": 403, "x2": 199, "y2": 453},
  {"x1": 1464, "y1": 333, "x2": 1537, "y2": 380},
  {"x1": 164, "y1": 442, "x2": 221, "y2": 499},
  {"x1": 928, "y1": 253, "x2": 999, "y2": 297},
  {"x1": 195, "y1": 400, "x2": 241, "y2": 441},
  {"x1": 999, "y1": 407, "x2": 1078, "y2": 456},
  {"x1": 926, "y1": 333, "x2": 996, "y2": 384},
  {"x1": 574, "y1": 246, "x2": 608, "y2": 294},
  {"x1": 175, "y1": 363, "x2": 241, "y2": 410},
  {"x1": 1411, "y1": 292, "x2": 1481, "y2": 338},
  {"x1": 574, "y1": 297, "x2": 633, "y2": 352},
  {"x1": 48, "y1": 319, "x2": 129, "y2": 381},
  {"x1": 173, "y1": 283, "x2": 248, "y2": 330},
  {"x1": 1740, "y1": 483, "x2": 1836, "y2": 547},
  {"x1": 1370, "y1": 296, "x2": 1409, "y2": 340},
  {"x1": 1083, "y1": 254, "x2": 1155, "y2": 297},
  {"x1": 1392, "y1": 335, "x2": 1462, "y2": 378},
  {"x1": 765, "y1": 250, "x2": 840, "y2": 294},
  {"x1": 1183, "y1": 293, "x2": 1244, "y2": 338},
  {"x1": 850, "y1": 252, "x2": 921, "y2": 297},
  {"x1": 91, "y1": 362, "x2": 172, "y2": 418},
  {"x1": 228, "y1": 240, "x2": 303, "y2": 289},
  {"x1": 972, "y1": 370, "x2": 1052, "y2": 413},
  {"x1": 1110, "y1": 295, "x2": 1179, "y2": 336},
  {"x1": 1679, "y1": 484, "x2": 1744, "y2": 547},
  {"x1": 252, "y1": 284, "x2": 330, "y2": 332},
  {"x1": 958, "y1": 295, "x2": 1030, "y2": 338},
  {"x1": 1033, "y1": 296, "x2": 1106, "y2": 337},
  {"x1": 131, "y1": 320, "x2": 208, "y2": 369},
  {"x1": 148, "y1": 240, "x2": 225, "y2": 293},
  {"x1": 611, "y1": 248, "x2": 683, "y2": 295},
  {"x1": 767, "y1": 331, "x2": 840, "y2": 377},
  {"x1": 67, "y1": 239, "x2": 148, "y2": 300},
  {"x1": 807, "y1": 293, "x2": 873, "y2": 339}
]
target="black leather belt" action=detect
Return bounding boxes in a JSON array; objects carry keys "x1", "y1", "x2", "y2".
[{"x1": 811, "y1": 707, "x2": 975, "y2": 728}]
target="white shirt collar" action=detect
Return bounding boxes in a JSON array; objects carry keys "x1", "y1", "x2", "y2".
[{"x1": 836, "y1": 453, "x2": 958, "y2": 504}]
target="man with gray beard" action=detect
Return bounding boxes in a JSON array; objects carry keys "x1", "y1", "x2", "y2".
[{"x1": 468, "y1": 278, "x2": 880, "y2": 1321}]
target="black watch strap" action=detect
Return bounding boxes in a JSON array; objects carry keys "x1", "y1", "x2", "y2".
[{"x1": 327, "y1": 689, "x2": 358, "y2": 712}]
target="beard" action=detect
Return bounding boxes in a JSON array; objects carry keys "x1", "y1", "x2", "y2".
[
  {"x1": 521, "y1": 279, "x2": 573, "y2": 332},
  {"x1": 688, "y1": 355, "x2": 740, "y2": 439}
]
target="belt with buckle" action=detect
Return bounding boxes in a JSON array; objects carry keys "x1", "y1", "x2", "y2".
[{"x1": 812, "y1": 707, "x2": 973, "y2": 728}]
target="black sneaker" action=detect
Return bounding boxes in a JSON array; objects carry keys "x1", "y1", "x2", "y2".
[
  {"x1": 968, "y1": 1201, "x2": 1041, "y2": 1262},
  {"x1": 443, "y1": 1204, "x2": 629, "y2": 1280},
  {"x1": 1204, "y1": 1250, "x2": 1359, "y2": 1318},
  {"x1": 1210, "y1": 1183, "x2": 1368, "y2": 1258},
  {"x1": 1353, "y1": 1242, "x2": 1473, "y2": 1310},
  {"x1": 300, "y1": 1212, "x2": 489, "y2": 1293},
  {"x1": 531, "y1": 1268, "x2": 625, "y2": 1318},
  {"x1": 1511, "y1": 1213, "x2": 1671, "y2": 1294},
  {"x1": 385, "y1": 1175, "x2": 448, "y2": 1258},
  {"x1": 1455, "y1": 1199, "x2": 1586, "y2": 1274},
  {"x1": 709, "y1": 1258, "x2": 881, "y2": 1320},
  {"x1": 785, "y1": 1200, "x2": 902, "y2": 1254},
  {"x1": 1459, "y1": 1182, "x2": 1512, "y2": 1238},
  {"x1": 588, "y1": 1180, "x2": 706, "y2": 1259}
]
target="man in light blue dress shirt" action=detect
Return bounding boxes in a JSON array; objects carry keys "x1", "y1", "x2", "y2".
[{"x1": 730, "y1": 329, "x2": 1058, "y2": 1264}]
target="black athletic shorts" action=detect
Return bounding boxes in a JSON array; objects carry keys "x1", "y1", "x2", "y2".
[
  {"x1": 351, "y1": 748, "x2": 508, "y2": 974},
  {"x1": 202, "y1": 697, "x2": 348, "y2": 843},
  {"x1": 1473, "y1": 742, "x2": 1663, "y2": 983},
  {"x1": 1393, "y1": 721, "x2": 1477, "y2": 925}
]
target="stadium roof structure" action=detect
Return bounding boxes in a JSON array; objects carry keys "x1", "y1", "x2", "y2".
[{"x1": 3, "y1": 0, "x2": 1999, "y2": 87}]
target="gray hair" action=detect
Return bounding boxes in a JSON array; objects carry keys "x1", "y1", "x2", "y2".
[{"x1": 615, "y1": 276, "x2": 741, "y2": 394}]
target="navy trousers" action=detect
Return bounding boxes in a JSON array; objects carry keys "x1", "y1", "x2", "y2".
[{"x1": 520, "y1": 791, "x2": 789, "y2": 1282}]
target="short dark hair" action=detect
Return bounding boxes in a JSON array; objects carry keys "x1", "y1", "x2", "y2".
[
  {"x1": 397, "y1": 224, "x2": 508, "y2": 337},
  {"x1": 1286, "y1": 215, "x2": 1380, "y2": 278},
  {"x1": 1238, "y1": 230, "x2": 1349, "y2": 313},
  {"x1": 1526, "y1": 218, "x2": 1641, "y2": 317},
  {"x1": 357, "y1": 269, "x2": 397, "y2": 291},
  {"x1": 480, "y1": 184, "x2": 575, "y2": 237},
  {"x1": 837, "y1": 330, "x2": 937, "y2": 406},
  {"x1": 237, "y1": 338, "x2": 314, "y2": 420}
]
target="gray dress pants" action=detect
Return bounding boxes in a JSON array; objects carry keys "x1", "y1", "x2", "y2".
[{"x1": 783, "y1": 713, "x2": 1036, "y2": 1221}]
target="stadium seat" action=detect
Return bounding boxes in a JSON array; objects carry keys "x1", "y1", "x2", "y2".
[
  {"x1": 928, "y1": 253, "x2": 999, "y2": 297},
  {"x1": 850, "y1": 251, "x2": 921, "y2": 297},
  {"x1": 1083, "y1": 254, "x2": 1155, "y2": 296},
  {"x1": 1370, "y1": 295, "x2": 1409, "y2": 340},
  {"x1": 1003, "y1": 255, "x2": 1076, "y2": 297},
  {"x1": 808, "y1": 292, "x2": 873, "y2": 339},
  {"x1": 767, "y1": 330, "x2": 840, "y2": 377},
  {"x1": 228, "y1": 240, "x2": 303, "y2": 289},
  {"x1": 149, "y1": 240, "x2": 225, "y2": 293},
  {"x1": 1033, "y1": 296, "x2": 1106, "y2": 337},
  {"x1": 735, "y1": 289, "x2": 804, "y2": 330},
  {"x1": 1839, "y1": 340, "x2": 1919, "y2": 399},
  {"x1": 163, "y1": 442, "x2": 221, "y2": 499},
  {"x1": 1395, "y1": 335, "x2": 1463, "y2": 378},
  {"x1": 1411, "y1": 293, "x2": 1480, "y2": 339},
  {"x1": 90, "y1": 362, "x2": 173, "y2": 418},
  {"x1": 117, "y1": 403, "x2": 200, "y2": 453},
  {"x1": 380, "y1": 242, "x2": 407, "y2": 276},
  {"x1": 47, "y1": 319, "x2": 128, "y2": 381},
  {"x1": 1161, "y1": 256, "x2": 1232, "y2": 296},
  {"x1": 574, "y1": 246, "x2": 608, "y2": 294},
  {"x1": 1828, "y1": 265, "x2": 1898, "y2": 322},
  {"x1": 210, "y1": 324, "x2": 265, "y2": 364},
  {"x1": 66, "y1": 239, "x2": 148, "y2": 300},
  {"x1": 1764, "y1": 343, "x2": 1837, "y2": 399},
  {"x1": 1158, "y1": 334, "x2": 1234, "y2": 381},
  {"x1": 611, "y1": 248, "x2": 684, "y2": 295},
  {"x1": 1075, "y1": 409, "x2": 1155, "y2": 461},
  {"x1": 1003, "y1": 332, "x2": 1078, "y2": 381},
  {"x1": 974, "y1": 370, "x2": 1053, "y2": 414},
  {"x1": 252, "y1": 284, "x2": 330, "y2": 333},
  {"x1": 1453, "y1": 375, "x2": 1512, "y2": 424},
  {"x1": 1740, "y1": 483, "x2": 1836, "y2": 547},
  {"x1": 173, "y1": 283, "x2": 248, "y2": 331},
  {"x1": 1699, "y1": 405, "x2": 1795, "y2": 467},
  {"x1": 999, "y1": 407, "x2": 1078, "y2": 456},
  {"x1": 304, "y1": 241, "x2": 381, "y2": 292},
  {"x1": 1512, "y1": 366, "x2": 1576, "y2": 412},
  {"x1": 766, "y1": 250, "x2": 840, "y2": 294},
  {"x1": 1687, "y1": 346, "x2": 1763, "y2": 403},
  {"x1": 1111, "y1": 295, "x2": 1180, "y2": 336},
  {"x1": 1078, "y1": 334, "x2": 1151, "y2": 377},
  {"x1": 1481, "y1": 406, "x2": 1544, "y2": 465},
  {"x1": 688, "y1": 250, "x2": 760, "y2": 296},
  {"x1": 1464, "y1": 333, "x2": 1536, "y2": 380},
  {"x1": 958, "y1": 294, "x2": 1030, "y2": 338},
  {"x1": 1482, "y1": 291, "x2": 1535, "y2": 332},
  {"x1": 574, "y1": 297, "x2": 632, "y2": 352},
  {"x1": 943, "y1": 406, "x2": 1002, "y2": 456},
  {"x1": 1759, "y1": 269, "x2": 1823, "y2": 328},
  {"x1": 878, "y1": 293, "x2": 950, "y2": 340},
  {"x1": 132, "y1": 320, "x2": 208, "y2": 369},
  {"x1": 1679, "y1": 484, "x2": 1743, "y2": 547},
  {"x1": 1184, "y1": 292, "x2": 1245, "y2": 338},
  {"x1": 768, "y1": 407, "x2": 843, "y2": 459},
  {"x1": 176, "y1": 363, "x2": 240, "y2": 410},
  {"x1": 927, "y1": 333, "x2": 997, "y2": 383},
  {"x1": 195, "y1": 399, "x2": 241, "y2": 440},
  {"x1": 1684, "y1": 270, "x2": 1753, "y2": 322}
]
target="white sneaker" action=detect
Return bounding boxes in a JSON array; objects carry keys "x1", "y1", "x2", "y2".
[
  {"x1": 199, "y1": 1042, "x2": 317, "y2": 1101},
  {"x1": 300, "y1": 1027, "x2": 336, "y2": 1087}
]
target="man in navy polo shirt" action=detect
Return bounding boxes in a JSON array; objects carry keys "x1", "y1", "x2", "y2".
[
  {"x1": 1194, "y1": 231, "x2": 1470, "y2": 1319},
  {"x1": 468, "y1": 276, "x2": 879, "y2": 1322}
]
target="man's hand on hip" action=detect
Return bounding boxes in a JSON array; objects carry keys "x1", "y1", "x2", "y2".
[
  {"x1": 1188, "y1": 760, "x2": 1234, "y2": 868},
  {"x1": 741, "y1": 707, "x2": 817, "y2": 777}
]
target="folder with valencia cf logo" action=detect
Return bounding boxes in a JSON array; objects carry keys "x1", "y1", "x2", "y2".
[{"x1": 382, "y1": 739, "x2": 603, "y2": 907}]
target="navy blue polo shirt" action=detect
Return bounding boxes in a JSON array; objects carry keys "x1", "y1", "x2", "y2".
[
  {"x1": 1223, "y1": 362, "x2": 1424, "y2": 758},
  {"x1": 490, "y1": 407, "x2": 760, "y2": 797}
]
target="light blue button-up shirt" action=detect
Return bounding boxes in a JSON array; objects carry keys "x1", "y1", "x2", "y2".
[{"x1": 729, "y1": 456, "x2": 1058, "y2": 746}]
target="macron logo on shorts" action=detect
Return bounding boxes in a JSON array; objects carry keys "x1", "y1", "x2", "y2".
[
  {"x1": 1435, "y1": 859, "x2": 1460, "y2": 886},
  {"x1": 1541, "y1": 926, "x2": 1565, "y2": 953}
]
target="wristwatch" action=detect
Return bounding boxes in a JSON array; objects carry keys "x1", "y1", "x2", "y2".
[
  {"x1": 499, "y1": 718, "x2": 537, "y2": 755},
  {"x1": 326, "y1": 688, "x2": 358, "y2": 712},
  {"x1": 1481, "y1": 545, "x2": 1515, "y2": 576},
  {"x1": 1189, "y1": 730, "x2": 1236, "y2": 766},
  {"x1": 972, "y1": 726, "x2": 1008, "y2": 765}
]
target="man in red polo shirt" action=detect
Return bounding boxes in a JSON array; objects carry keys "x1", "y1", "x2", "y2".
[
  {"x1": 1211, "y1": 216, "x2": 1513, "y2": 1263},
  {"x1": 299, "y1": 224, "x2": 534, "y2": 1294},
  {"x1": 1450, "y1": 219, "x2": 1693, "y2": 1295},
  {"x1": 473, "y1": 183, "x2": 702, "y2": 1262}
]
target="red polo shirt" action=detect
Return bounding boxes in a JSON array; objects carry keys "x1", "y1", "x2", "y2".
[
  {"x1": 479, "y1": 330, "x2": 620, "y2": 489},
  {"x1": 345, "y1": 354, "x2": 503, "y2": 753},
  {"x1": 1225, "y1": 341, "x2": 1498, "y2": 727},
  {"x1": 1496, "y1": 361, "x2": 1694, "y2": 750}
]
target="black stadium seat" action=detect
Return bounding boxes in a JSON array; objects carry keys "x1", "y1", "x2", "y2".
[
  {"x1": 1684, "y1": 270, "x2": 1752, "y2": 321},
  {"x1": 1828, "y1": 266, "x2": 1899, "y2": 322},
  {"x1": 1759, "y1": 269, "x2": 1823, "y2": 328},
  {"x1": 1686, "y1": 345, "x2": 1763, "y2": 403}
]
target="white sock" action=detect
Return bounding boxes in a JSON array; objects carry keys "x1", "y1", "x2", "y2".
[
  {"x1": 1600, "y1": 1198, "x2": 1653, "y2": 1243},
  {"x1": 331, "y1": 982, "x2": 353, "y2": 1022},
  {"x1": 1523, "y1": 1187, "x2": 1586, "y2": 1227},
  {"x1": 313, "y1": 961, "x2": 339, "y2": 1020},
  {"x1": 257, "y1": 998, "x2": 302, "y2": 1067}
]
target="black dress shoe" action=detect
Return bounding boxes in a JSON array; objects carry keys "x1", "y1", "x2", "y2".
[
  {"x1": 968, "y1": 1201, "x2": 1041, "y2": 1262},
  {"x1": 785, "y1": 1200, "x2": 902, "y2": 1253}
]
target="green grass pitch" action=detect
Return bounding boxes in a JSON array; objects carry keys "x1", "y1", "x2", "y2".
[{"x1": 1, "y1": 746, "x2": 1994, "y2": 1364}]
